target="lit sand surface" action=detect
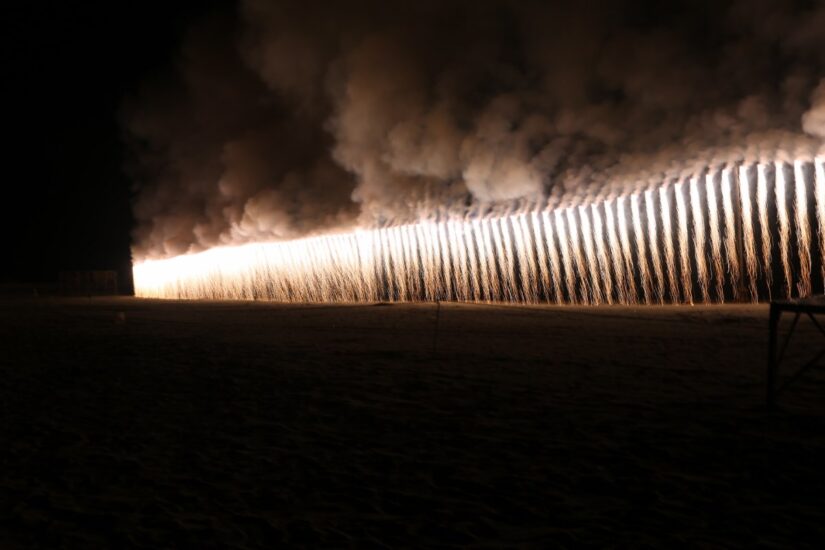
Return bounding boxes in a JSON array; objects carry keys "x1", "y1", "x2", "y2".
[{"x1": 2, "y1": 297, "x2": 824, "y2": 546}]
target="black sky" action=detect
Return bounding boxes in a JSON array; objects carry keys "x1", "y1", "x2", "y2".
[{"x1": 4, "y1": 1, "x2": 229, "y2": 285}]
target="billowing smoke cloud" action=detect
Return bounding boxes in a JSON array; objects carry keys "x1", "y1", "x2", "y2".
[
  {"x1": 803, "y1": 79, "x2": 825, "y2": 139},
  {"x1": 124, "y1": 0, "x2": 825, "y2": 260}
]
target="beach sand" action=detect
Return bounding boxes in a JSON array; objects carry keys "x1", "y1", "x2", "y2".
[{"x1": 2, "y1": 297, "x2": 824, "y2": 547}]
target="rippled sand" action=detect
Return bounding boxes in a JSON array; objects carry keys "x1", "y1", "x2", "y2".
[{"x1": 2, "y1": 297, "x2": 824, "y2": 547}]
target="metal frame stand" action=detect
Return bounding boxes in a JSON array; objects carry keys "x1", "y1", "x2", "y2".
[{"x1": 767, "y1": 298, "x2": 825, "y2": 408}]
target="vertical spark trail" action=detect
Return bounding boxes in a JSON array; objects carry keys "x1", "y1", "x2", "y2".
[
  {"x1": 458, "y1": 219, "x2": 473, "y2": 300},
  {"x1": 471, "y1": 219, "x2": 491, "y2": 301},
  {"x1": 498, "y1": 217, "x2": 519, "y2": 301},
  {"x1": 490, "y1": 217, "x2": 510, "y2": 301},
  {"x1": 511, "y1": 214, "x2": 531, "y2": 302},
  {"x1": 542, "y1": 210, "x2": 565, "y2": 302},
  {"x1": 379, "y1": 228, "x2": 395, "y2": 300},
  {"x1": 462, "y1": 219, "x2": 480, "y2": 300},
  {"x1": 704, "y1": 172, "x2": 725, "y2": 301},
  {"x1": 645, "y1": 189, "x2": 665, "y2": 303},
  {"x1": 566, "y1": 207, "x2": 590, "y2": 303},
  {"x1": 564, "y1": 206, "x2": 592, "y2": 304},
  {"x1": 616, "y1": 197, "x2": 638, "y2": 303},
  {"x1": 426, "y1": 221, "x2": 440, "y2": 298},
  {"x1": 658, "y1": 186, "x2": 679, "y2": 303},
  {"x1": 817, "y1": 158, "x2": 825, "y2": 287},
  {"x1": 402, "y1": 225, "x2": 421, "y2": 299},
  {"x1": 437, "y1": 220, "x2": 453, "y2": 300},
  {"x1": 689, "y1": 176, "x2": 710, "y2": 302},
  {"x1": 775, "y1": 162, "x2": 794, "y2": 298},
  {"x1": 793, "y1": 161, "x2": 812, "y2": 297},
  {"x1": 756, "y1": 164, "x2": 773, "y2": 297},
  {"x1": 579, "y1": 206, "x2": 603, "y2": 304},
  {"x1": 631, "y1": 194, "x2": 652, "y2": 303},
  {"x1": 390, "y1": 227, "x2": 408, "y2": 300},
  {"x1": 532, "y1": 211, "x2": 552, "y2": 300},
  {"x1": 412, "y1": 224, "x2": 426, "y2": 299},
  {"x1": 604, "y1": 199, "x2": 628, "y2": 303},
  {"x1": 555, "y1": 210, "x2": 577, "y2": 304},
  {"x1": 415, "y1": 223, "x2": 433, "y2": 301},
  {"x1": 674, "y1": 181, "x2": 693, "y2": 304},
  {"x1": 447, "y1": 220, "x2": 467, "y2": 301},
  {"x1": 720, "y1": 168, "x2": 742, "y2": 301},
  {"x1": 591, "y1": 204, "x2": 614, "y2": 304},
  {"x1": 480, "y1": 218, "x2": 500, "y2": 301},
  {"x1": 738, "y1": 165, "x2": 759, "y2": 301},
  {"x1": 517, "y1": 213, "x2": 540, "y2": 302},
  {"x1": 353, "y1": 233, "x2": 370, "y2": 299}
]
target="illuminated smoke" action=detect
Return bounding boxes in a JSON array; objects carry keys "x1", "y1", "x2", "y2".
[
  {"x1": 135, "y1": 156, "x2": 823, "y2": 304},
  {"x1": 125, "y1": 2, "x2": 825, "y2": 262}
]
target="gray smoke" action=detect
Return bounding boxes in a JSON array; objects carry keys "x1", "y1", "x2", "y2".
[
  {"x1": 124, "y1": 0, "x2": 825, "y2": 260},
  {"x1": 803, "y1": 79, "x2": 825, "y2": 139}
]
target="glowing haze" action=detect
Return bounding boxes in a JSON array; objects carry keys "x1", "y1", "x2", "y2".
[{"x1": 127, "y1": 1, "x2": 825, "y2": 303}]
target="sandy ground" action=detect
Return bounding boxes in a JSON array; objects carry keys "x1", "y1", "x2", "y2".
[{"x1": 1, "y1": 297, "x2": 824, "y2": 547}]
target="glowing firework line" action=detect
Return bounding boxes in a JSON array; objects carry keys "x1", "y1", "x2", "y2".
[{"x1": 135, "y1": 158, "x2": 825, "y2": 304}]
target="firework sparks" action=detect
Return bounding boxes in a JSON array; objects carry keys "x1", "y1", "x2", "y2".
[{"x1": 135, "y1": 158, "x2": 821, "y2": 305}]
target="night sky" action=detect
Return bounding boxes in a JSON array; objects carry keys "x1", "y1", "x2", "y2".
[{"x1": 4, "y1": 1, "x2": 227, "y2": 285}]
